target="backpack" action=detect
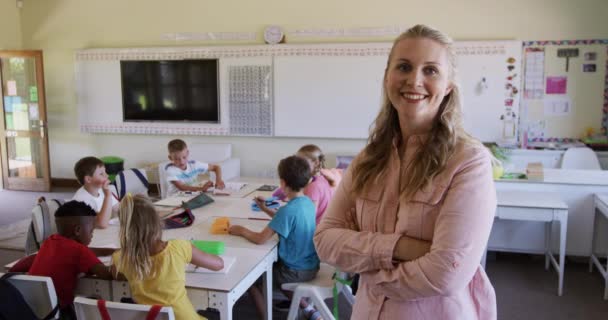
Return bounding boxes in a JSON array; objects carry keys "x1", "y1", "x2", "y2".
[
  {"x1": 25, "y1": 198, "x2": 64, "y2": 255},
  {"x1": 0, "y1": 273, "x2": 59, "y2": 320}
]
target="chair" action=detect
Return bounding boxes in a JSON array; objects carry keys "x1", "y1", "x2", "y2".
[
  {"x1": 560, "y1": 147, "x2": 601, "y2": 170},
  {"x1": 25, "y1": 198, "x2": 64, "y2": 255},
  {"x1": 0, "y1": 273, "x2": 59, "y2": 319},
  {"x1": 158, "y1": 161, "x2": 172, "y2": 199},
  {"x1": 74, "y1": 296, "x2": 175, "y2": 320},
  {"x1": 281, "y1": 263, "x2": 355, "y2": 320},
  {"x1": 113, "y1": 168, "x2": 150, "y2": 200}
]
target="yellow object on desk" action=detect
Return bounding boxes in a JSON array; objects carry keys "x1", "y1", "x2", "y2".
[{"x1": 210, "y1": 217, "x2": 230, "y2": 234}]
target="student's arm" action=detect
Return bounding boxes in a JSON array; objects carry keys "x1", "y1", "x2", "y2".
[
  {"x1": 253, "y1": 196, "x2": 278, "y2": 218},
  {"x1": 95, "y1": 180, "x2": 113, "y2": 229},
  {"x1": 228, "y1": 225, "x2": 275, "y2": 245},
  {"x1": 89, "y1": 247, "x2": 116, "y2": 257},
  {"x1": 191, "y1": 245, "x2": 224, "y2": 271},
  {"x1": 209, "y1": 164, "x2": 225, "y2": 189},
  {"x1": 171, "y1": 180, "x2": 214, "y2": 192},
  {"x1": 89, "y1": 263, "x2": 114, "y2": 280},
  {"x1": 109, "y1": 264, "x2": 127, "y2": 281}
]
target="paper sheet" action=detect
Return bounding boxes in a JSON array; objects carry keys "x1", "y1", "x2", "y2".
[{"x1": 186, "y1": 256, "x2": 236, "y2": 274}]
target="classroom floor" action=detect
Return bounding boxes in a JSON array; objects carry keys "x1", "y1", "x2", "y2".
[{"x1": 1, "y1": 189, "x2": 608, "y2": 319}]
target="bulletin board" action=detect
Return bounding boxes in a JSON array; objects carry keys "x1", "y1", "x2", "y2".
[{"x1": 521, "y1": 40, "x2": 608, "y2": 141}]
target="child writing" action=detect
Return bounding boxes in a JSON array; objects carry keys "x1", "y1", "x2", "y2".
[
  {"x1": 72, "y1": 156, "x2": 119, "y2": 229},
  {"x1": 28, "y1": 201, "x2": 115, "y2": 320},
  {"x1": 112, "y1": 194, "x2": 224, "y2": 320},
  {"x1": 229, "y1": 156, "x2": 321, "y2": 319},
  {"x1": 165, "y1": 139, "x2": 226, "y2": 197},
  {"x1": 273, "y1": 144, "x2": 334, "y2": 224}
]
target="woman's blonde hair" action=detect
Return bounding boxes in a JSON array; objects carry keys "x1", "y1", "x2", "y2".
[
  {"x1": 351, "y1": 24, "x2": 480, "y2": 198},
  {"x1": 297, "y1": 144, "x2": 326, "y2": 175},
  {"x1": 116, "y1": 194, "x2": 163, "y2": 281}
]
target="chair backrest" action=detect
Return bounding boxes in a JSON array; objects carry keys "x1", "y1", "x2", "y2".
[
  {"x1": 158, "y1": 161, "x2": 171, "y2": 199},
  {"x1": 25, "y1": 198, "x2": 63, "y2": 255},
  {"x1": 0, "y1": 273, "x2": 59, "y2": 319},
  {"x1": 74, "y1": 297, "x2": 175, "y2": 320},
  {"x1": 560, "y1": 147, "x2": 601, "y2": 170},
  {"x1": 114, "y1": 168, "x2": 149, "y2": 200}
]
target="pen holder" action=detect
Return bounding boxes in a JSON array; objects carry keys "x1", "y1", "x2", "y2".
[{"x1": 191, "y1": 240, "x2": 225, "y2": 255}]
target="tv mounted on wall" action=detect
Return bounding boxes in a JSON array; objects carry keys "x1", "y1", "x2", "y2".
[{"x1": 120, "y1": 59, "x2": 219, "y2": 123}]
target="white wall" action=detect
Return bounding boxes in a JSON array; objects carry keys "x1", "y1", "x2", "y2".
[
  {"x1": 13, "y1": 0, "x2": 608, "y2": 178},
  {"x1": 0, "y1": 0, "x2": 21, "y2": 49}
]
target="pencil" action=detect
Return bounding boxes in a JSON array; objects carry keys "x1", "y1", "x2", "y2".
[{"x1": 248, "y1": 217, "x2": 271, "y2": 221}]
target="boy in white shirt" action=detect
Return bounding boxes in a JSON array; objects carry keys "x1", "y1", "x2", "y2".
[
  {"x1": 72, "y1": 157, "x2": 119, "y2": 229},
  {"x1": 165, "y1": 139, "x2": 225, "y2": 197}
]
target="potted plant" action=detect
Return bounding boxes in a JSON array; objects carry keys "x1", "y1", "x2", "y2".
[{"x1": 484, "y1": 143, "x2": 510, "y2": 179}]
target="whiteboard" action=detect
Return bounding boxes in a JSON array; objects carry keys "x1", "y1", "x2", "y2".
[
  {"x1": 273, "y1": 41, "x2": 523, "y2": 142},
  {"x1": 274, "y1": 55, "x2": 387, "y2": 138}
]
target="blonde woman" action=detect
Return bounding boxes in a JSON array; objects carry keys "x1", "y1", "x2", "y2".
[
  {"x1": 314, "y1": 25, "x2": 497, "y2": 319},
  {"x1": 112, "y1": 194, "x2": 223, "y2": 319}
]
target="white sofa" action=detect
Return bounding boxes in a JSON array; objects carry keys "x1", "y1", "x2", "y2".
[{"x1": 158, "y1": 143, "x2": 240, "y2": 198}]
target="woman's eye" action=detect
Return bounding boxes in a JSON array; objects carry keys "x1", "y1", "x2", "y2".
[
  {"x1": 424, "y1": 67, "x2": 439, "y2": 75},
  {"x1": 397, "y1": 64, "x2": 411, "y2": 72}
]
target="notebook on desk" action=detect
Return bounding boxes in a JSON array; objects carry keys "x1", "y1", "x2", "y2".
[
  {"x1": 208, "y1": 182, "x2": 248, "y2": 196},
  {"x1": 154, "y1": 194, "x2": 197, "y2": 207}
]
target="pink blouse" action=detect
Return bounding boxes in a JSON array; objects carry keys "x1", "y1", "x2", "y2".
[{"x1": 314, "y1": 135, "x2": 497, "y2": 319}]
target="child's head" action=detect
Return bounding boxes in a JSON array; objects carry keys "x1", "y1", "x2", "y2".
[
  {"x1": 277, "y1": 155, "x2": 312, "y2": 192},
  {"x1": 55, "y1": 201, "x2": 97, "y2": 246},
  {"x1": 167, "y1": 139, "x2": 189, "y2": 170},
  {"x1": 117, "y1": 194, "x2": 162, "y2": 280},
  {"x1": 74, "y1": 156, "x2": 107, "y2": 187},
  {"x1": 296, "y1": 144, "x2": 326, "y2": 176}
]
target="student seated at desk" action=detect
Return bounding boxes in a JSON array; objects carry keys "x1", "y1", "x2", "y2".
[
  {"x1": 273, "y1": 144, "x2": 334, "y2": 225},
  {"x1": 165, "y1": 139, "x2": 226, "y2": 197},
  {"x1": 28, "y1": 201, "x2": 115, "y2": 320},
  {"x1": 72, "y1": 156, "x2": 119, "y2": 229},
  {"x1": 112, "y1": 194, "x2": 224, "y2": 320},
  {"x1": 229, "y1": 156, "x2": 321, "y2": 320}
]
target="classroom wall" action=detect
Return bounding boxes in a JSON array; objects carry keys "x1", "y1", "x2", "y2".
[
  {"x1": 0, "y1": 0, "x2": 21, "y2": 49},
  {"x1": 14, "y1": 0, "x2": 608, "y2": 178}
]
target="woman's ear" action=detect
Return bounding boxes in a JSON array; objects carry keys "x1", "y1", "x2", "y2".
[{"x1": 445, "y1": 82, "x2": 454, "y2": 96}]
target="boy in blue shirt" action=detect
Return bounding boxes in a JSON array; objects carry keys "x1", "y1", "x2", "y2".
[{"x1": 229, "y1": 155, "x2": 320, "y2": 319}]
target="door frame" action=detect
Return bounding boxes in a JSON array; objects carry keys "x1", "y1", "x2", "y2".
[{"x1": 0, "y1": 50, "x2": 51, "y2": 191}]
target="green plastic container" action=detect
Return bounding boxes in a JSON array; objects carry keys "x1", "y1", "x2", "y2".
[
  {"x1": 100, "y1": 156, "x2": 124, "y2": 182},
  {"x1": 191, "y1": 240, "x2": 225, "y2": 255}
]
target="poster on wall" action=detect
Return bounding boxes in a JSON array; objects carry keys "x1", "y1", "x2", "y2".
[
  {"x1": 543, "y1": 96, "x2": 572, "y2": 116},
  {"x1": 546, "y1": 76, "x2": 567, "y2": 94}
]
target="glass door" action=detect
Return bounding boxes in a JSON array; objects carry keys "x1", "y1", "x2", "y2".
[{"x1": 0, "y1": 51, "x2": 51, "y2": 191}]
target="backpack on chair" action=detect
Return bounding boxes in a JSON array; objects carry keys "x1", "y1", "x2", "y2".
[
  {"x1": 24, "y1": 198, "x2": 64, "y2": 256},
  {"x1": 0, "y1": 273, "x2": 59, "y2": 320}
]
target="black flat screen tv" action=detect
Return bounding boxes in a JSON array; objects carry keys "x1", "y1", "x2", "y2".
[{"x1": 120, "y1": 59, "x2": 219, "y2": 123}]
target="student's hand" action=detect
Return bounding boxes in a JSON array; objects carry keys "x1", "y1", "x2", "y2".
[
  {"x1": 102, "y1": 179, "x2": 111, "y2": 195},
  {"x1": 228, "y1": 225, "x2": 246, "y2": 236},
  {"x1": 253, "y1": 196, "x2": 268, "y2": 210},
  {"x1": 215, "y1": 179, "x2": 225, "y2": 190},
  {"x1": 200, "y1": 181, "x2": 214, "y2": 192}
]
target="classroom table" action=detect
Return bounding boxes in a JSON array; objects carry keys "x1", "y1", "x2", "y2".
[
  {"x1": 83, "y1": 186, "x2": 280, "y2": 320},
  {"x1": 589, "y1": 194, "x2": 608, "y2": 299},
  {"x1": 487, "y1": 190, "x2": 568, "y2": 296}
]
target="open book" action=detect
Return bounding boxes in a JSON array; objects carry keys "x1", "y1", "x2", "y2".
[{"x1": 185, "y1": 256, "x2": 236, "y2": 274}]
